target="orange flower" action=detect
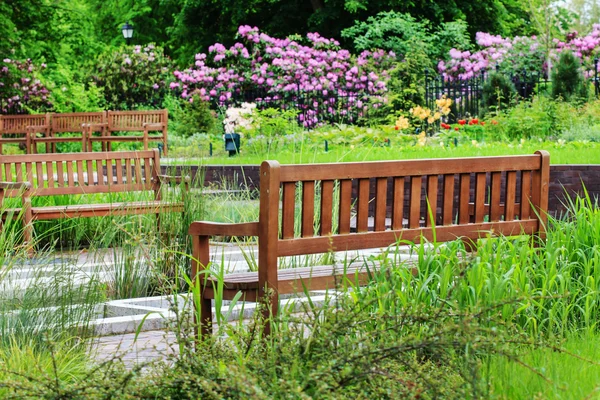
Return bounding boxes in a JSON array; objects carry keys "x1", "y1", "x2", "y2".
[{"x1": 458, "y1": 119, "x2": 466, "y2": 125}]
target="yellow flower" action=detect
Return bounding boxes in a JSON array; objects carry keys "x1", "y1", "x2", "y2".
[
  {"x1": 433, "y1": 112, "x2": 441, "y2": 120},
  {"x1": 395, "y1": 116, "x2": 410, "y2": 130},
  {"x1": 427, "y1": 116, "x2": 435, "y2": 124}
]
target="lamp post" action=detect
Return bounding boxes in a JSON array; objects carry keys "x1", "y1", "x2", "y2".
[{"x1": 121, "y1": 21, "x2": 134, "y2": 45}]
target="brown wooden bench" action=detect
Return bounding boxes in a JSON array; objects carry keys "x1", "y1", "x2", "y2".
[
  {"x1": 86, "y1": 110, "x2": 168, "y2": 156},
  {"x1": 29, "y1": 111, "x2": 107, "y2": 153},
  {"x1": 0, "y1": 149, "x2": 188, "y2": 249},
  {"x1": 189, "y1": 151, "x2": 550, "y2": 338},
  {"x1": 0, "y1": 114, "x2": 50, "y2": 154}
]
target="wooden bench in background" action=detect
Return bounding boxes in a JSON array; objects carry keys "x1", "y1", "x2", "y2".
[
  {"x1": 29, "y1": 111, "x2": 107, "y2": 153},
  {"x1": 0, "y1": 114, "x2": 50, "y2": 154},
  {"x1": 86, "y1": 110, "x2": 168, "y2": 156},
  {"x1": 0, "y1": 149, "x2": 187, "y2": 248},
  {"x1": 189, "y1": 151, "x2": 550, "y2": 338}
]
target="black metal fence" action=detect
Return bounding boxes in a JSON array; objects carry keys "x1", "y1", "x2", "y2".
[
  {"x1": 213, "y1": 85, "x2": 387, "y2": 128},
  {"x1": 425, "y1": 69, "x2": 551, "y2": 122}
]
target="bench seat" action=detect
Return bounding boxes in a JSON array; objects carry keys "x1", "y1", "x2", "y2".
[{"x1": 202, "y1": 262, "x2": 392, "y2": 300}]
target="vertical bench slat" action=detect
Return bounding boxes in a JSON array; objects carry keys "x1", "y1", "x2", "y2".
[
  {"x1": 474, "y1": 172, "x2": 487, "y2": 223},
  {"x1": 4, "y1": 163, "x2": 12, "y2": 182},
  {"x1": 36, "y1": 162, "x2": 44, "y2": 188},
  {"x1": 520, "y1": 171, "x2": 532, "y2": 220},
  {"x1": 391, "y1": 177, "x2": 404, "y2": 230},
  {"x1": 46, "y1": 161, "x2": 55, "y2": 188},
  {"x1": 442, "y1": 174, "x2": 455, "y2": 225},
  {"x1": 115, "y1": 159, "x2": 123, "y2": 184},
  {"x1": 409, "y1": 176, "x2": 422, "y2": 228},
  {"x1": 96, "y1": 159, "x2": 105, "y2": 185},
  {"x1": 66, "y1": 161, "x2": 75, "y2": 186},
  {"x1": 106, "y1": 159, "x2": 114, "y2": 185},
  {"x1": 134, "y1": 158, "x2": 143, "y2": 185},
  {"x1": 301, "y1": 181, "x2": 315, "y2": 237},
  {"x1": 125, "y1": 159, "x2": 133, "y2": 184},
  {"x1": 458, "y1": 173, "x2": 471, "y2": 224},
  {"x1": 338, "y1": 179, "x2": 352, "y2": 234},
  {"x1": 320, "y1": 180, "x2": 334, "y2": 236},
  {"x1": 426, "y1": 175, "x2": 438, "y2": 227},
  {"x1": 490, "y1": 172, "x2": 502, "y2": 222},
  {"x1": 17, "y1": 163, "x2": 24, "y2": 184},
  {"x1": 504, "y1": 171, "x2": 517, "y2": 221},
  {"x1": 56, "y1": 161, "x2": 64, "y2": 187},
  {"x1": 281, "y1": 182, "x2": 296, "y2": 239},
  {"x1": 374, "y1": 177, "x2": 387, "y2": 231},
  {"x1": 143, "y1": 157, "x2": 152, "y2": 184},
  {"x1": 87, "y1": 160, "x2": 94, "y2": 185},
  {"x1": 76, "y1": 160, "x2": 84, "y2": 186},
  {"x1": 357, "y1": 178, "x2": 370, "y2": 232}
]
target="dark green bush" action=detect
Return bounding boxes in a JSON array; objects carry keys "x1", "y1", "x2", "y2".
[
  {"x1": 169, "y1": 95, "x2": 218, "y2": 138},
  {"x1": 481, "y1": 72, "x2": 516, "y2": 114},
  {"x1": 551, "y1": 51, "x2": 588, "y2": 102}
]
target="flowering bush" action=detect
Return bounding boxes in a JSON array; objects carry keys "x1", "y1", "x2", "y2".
[
  {"x1": 92, "y1": 44, "x2": 173, "y2": 110},
  {"x1": 223, "y1": 103, "x2": 256, "y2": 134},
  {"x1": 439, "y1": 25, "x2": 600, "y2": 81},
  {"x1": 172, "y1": 26, "x2": 395, "y2": 127},
  {"x1": 0, "y1": 58, "x2": 51, "y2": 114}
]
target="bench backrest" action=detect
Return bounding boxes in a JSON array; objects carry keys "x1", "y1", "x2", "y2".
[
  {"x1": 51, "y1": 112, "x2": 107, "y2": 133},
  {"x1": 1, "y1": 114, "x2": 50, "y2": 134},
  {"x1": 0, "y1": 150, "x2": 160, "y2": 197},
  {"x1": 107, "y1": 110, "x2": 168, "y2": 132},
  {"x1": 257, "y1": 151, "x2": 550, "y2": 273}
]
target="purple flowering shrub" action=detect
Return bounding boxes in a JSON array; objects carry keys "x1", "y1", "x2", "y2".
[
  {"x1": 439, "y1": 26, "x2": 600, "y2": 81},
  {"x1": 172, "y1": 26, "x2": 395, "y2": 127},
  {"x1": 92, "y1": 44, "x2": 173, "y2": 110},
  {"x1": 0, "y1": 58, "x2": 51, "y2": 114}
]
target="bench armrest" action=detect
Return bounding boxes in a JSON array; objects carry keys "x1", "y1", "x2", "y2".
[
  {"x1": 0, "y1": 181, "x2": 31, "y2": 190},
  {"x1": 189, "y1": 221, "x2": 259, "y2": 237},
  {"x1": 143, "y1": 123, "x2": 164, "y2": 129},
  {"x1": 156, "y1": 174, "x2": 190, "y2": 184}
]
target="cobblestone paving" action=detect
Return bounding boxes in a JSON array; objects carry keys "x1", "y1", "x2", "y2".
[{"x1": 91, "y1": 330, "x2": 179, "y2": 368}]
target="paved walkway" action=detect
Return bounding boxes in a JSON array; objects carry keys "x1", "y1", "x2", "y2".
[{"x1": 91, "y1": 330, "x2": 179, "y2": 368}]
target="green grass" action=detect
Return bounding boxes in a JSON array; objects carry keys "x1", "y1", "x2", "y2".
[
  {"x1": 488, "y1": 333, "x2": 600, "y2": 399},
  {"x1": 168, "y1": 139, "x2": 600, "y2": 165}
]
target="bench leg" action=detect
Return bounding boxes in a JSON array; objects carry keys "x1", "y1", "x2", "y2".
[
  {"x1": 199, "y1": 296, "x2": 213, "y2": 339},
  {"x1": 163, "y1": 138, "x2": 168, "y2": 157},
  {"x1": 23, "y1": 197, "x2": 33, "y2": 255}
]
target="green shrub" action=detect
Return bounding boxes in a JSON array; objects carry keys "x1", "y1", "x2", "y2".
[
  {"x1": 551, "y1": 51, "x2": 589, "y2": 102},
  {"x1": 168, "y1": 94, "x2": 218, "y2": 138},
  {"x1": 481, "y1": 72, "x2": 516, "y2": 114},
  {"x1": 91, "y1": 44, "x2": 173, "y2": 110}
]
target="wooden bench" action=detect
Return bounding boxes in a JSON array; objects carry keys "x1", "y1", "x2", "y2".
[
  {"x1": 0, "y1": 149, "x2": 188, "y2": 248},
  {"x1": 86, "y1": 110, "x2": 168, "y2": 156},
  {"x1": 0, "y1": 114, "x2": 50, "y2": 154},
  {"x1": 29, "y1": 111, "x2": 107, "y2": 153},
  {"x1": 189, "y1": 151, "x2": 550, "y2": 337}
]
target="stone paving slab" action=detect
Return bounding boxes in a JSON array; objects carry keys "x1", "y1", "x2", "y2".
[{"x1": 91, "y1": 330, "x2": 179, "y2": 368}]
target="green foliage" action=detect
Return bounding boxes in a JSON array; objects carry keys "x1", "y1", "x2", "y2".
[
  {"x1": 242, "y1": 108, "x2": 302, "y2": 155},
  {"x1": 341, "y1": 12, "x2": 433, "y2": 61},
  {"x1": 551, "y1": 50, "x2": 589, "y2": 102},
  {"x1": 91, "y1": 44, "x2": 173, "y2": 110},
  {"x1": 481, "y1": 72, "x2": 517, "y2": 113},
  {"x1": 44, "y1": 64, "x2": 105, "y2": 113},
  {"x1": 168, "y1": 95, "x2": 218, "y2": 138}
]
